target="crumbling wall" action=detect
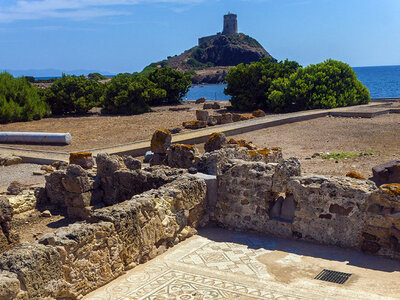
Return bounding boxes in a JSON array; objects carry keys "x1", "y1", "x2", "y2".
[
  {"x1": 214, "y1": 158, "x2": 399, "y2": 257},
  {"x1": 0, "y1": 173, "x2": 206, "y2": 299}
]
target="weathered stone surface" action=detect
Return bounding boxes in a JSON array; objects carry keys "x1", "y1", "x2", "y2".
[
  {"x1": 149, "y1": 153, "x2": 167, "y2": 166},
  {"x1": 0, "y1": 196, "x2": 18, "y2": 253},
  {"x1": 52, "y1": 161, "x2": 69, "y2": 170},
  {"x1": 123, "y1": 156, "x2": 142, "y2": 171},
  {"x1": 211, "y1": 102, "x2": 221, "y2": 109},
  {"x1": 272, "y1": 157, "x2": 301, "y2": 193},
  {"x1": 196, "y1": 110, "x2": 209, "y2": 121},
  {"x1": 288, "y1": 175, "x2": 376, "y2": 248},
  {"x1": 6, "y1": 190, "x2": 37, "y2": 214},
  {"x1": 150, "y1": 129, "x2": 172, "y2": 154},
  {"x1": 216, "y1": 113, "x2": 233, "y2": 124},
  {"x1": 203, "y1": 103, "x2": 213, "y2": 109},
  {"x1": 182, "y1": 120, "x2": 207, "y2": 129},
  {"x1": 252, "y1": 109, "x2": 266, "y2": 117},
  {"x1": 207, "y1": 116, "x2": 218, "y2": 126},
  {"x1": 6, "y1": 181, "x2": 27, "y2": 196},
  {"x1": 169, "y1": 127, "x2": 182, "y2": 134},
  {"x1": 371, "y1": 160, "x2": 400, "y2": 186},
  {"x1": 204, "y1": 132, "x2": 227, "y2": 153},
  {"x1": 346, "y1": 171, "x2": 366, "y2": 180},
  {"x1": 197, "y1": 145, "x2": 252, "y2": 175},
  {"x1": 0, "y1": 155, "x2": 22, "y2": 166},
  {"x1": 167, "y1": 144, "x2": 201, "y2": 169},
  {"x1": 232, "y1": 113, "x2": 255, "y2": 122},
  {"x1": 0, "y1": 243, "x2": 63, "y2": 299},
  {"x1": 96, "y1": 153, "x2": 125, "y2": 177},
  {"x1": 0, "y1": 271, "x2": 23, "y2": 300},
  {"x1": 69, "y1": 152, "x2": 95, "y2": 169},
  {"x1": 280, "y1": 194, "x2": 297, "y2": 221},
  {"x1": 215, "y1": 160, "x2": 277, "y2": 231},
  {"x1": 62, "y1": 165, "x2": 96, "y2": 194}
]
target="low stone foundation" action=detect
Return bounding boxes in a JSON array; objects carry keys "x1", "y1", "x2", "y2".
[{"x1": 0, "y1": 133, "x2": 399, "y2": 299}]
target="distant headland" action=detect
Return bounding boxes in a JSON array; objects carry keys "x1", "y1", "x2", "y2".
[{"x1": 141, "y1": 13, "x2": 274, "y2": 84}]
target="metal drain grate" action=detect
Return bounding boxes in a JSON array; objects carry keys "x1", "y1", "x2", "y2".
[{"x1": 314, "y1": 269, "x2": 351, "y2": 284}]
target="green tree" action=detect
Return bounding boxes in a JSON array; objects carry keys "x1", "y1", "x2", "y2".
[
  {"x1": 147, "y1": 67, "x2": 191, "y2": 104},
  {"x1": 0, "y1": 72, "x2": 49, "y2": 124},
  {"x1": 224, "y1": 58, "x2": 300, "y2": 111},
  {"x1": 101, "y1": 73, "x2": 166, "y2": 115},
  {"x1": 44, "y1": 74, "x2": 103, "y2": 115},
  {"x1": 88, "y1": 73, "x2": 107, "y2": 81}
]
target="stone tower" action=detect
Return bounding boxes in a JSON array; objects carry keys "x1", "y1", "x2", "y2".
[{"x1": 222, "y1": 13, "x2": 238, "y2": 35}]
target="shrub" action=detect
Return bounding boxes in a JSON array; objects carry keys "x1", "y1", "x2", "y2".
[
  {"x1": 0, "y1": 72, "x2": 49, "y2": 124},
  {"x1": 147, "y1": 67, "x2": 191, "y2": 104},
  {"x1": 44, "y1": 74, "x2": 103, "y2": 115},
  {"x1": 268, "y1": 59, "x2": 370, "y2": 112},
  {"x1": 225, "y1": 58, "x2": 370, "y2": 113},
  {"x1": 225, "y1": 58, "x2": 300, "y2": 111},
  {"x1": 101, "y1": 73, "x2": 166, "y2": 115}
]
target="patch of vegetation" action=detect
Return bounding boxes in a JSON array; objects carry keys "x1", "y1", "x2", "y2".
[
  {"x1": 0, "y1": 72, "x2": 50, "y2": 123},
  {"x1": 225, "y1": 58, "x2": 370, "y2": 112},
  {"x1": 44, "y1": 74, "x2": 104, "y2": 115},
  {"x1": 321, "y1": 151, "x2": 374, "y2": 160},
  {"x1": 140, "y1": 61, "x2": 168, "y2": 76},
  {"x1": 147, "y1": 67, "x2": 191, "y2": 104},
  {"x1": 101, "y1": 73, "x2": 166, "y2": 115},
  {"x1": 88, "y1": 73, "x2": 107, "y2": 81},
  {"x1": 226, "y1": 33, "x2": 263, "y2": 48}
]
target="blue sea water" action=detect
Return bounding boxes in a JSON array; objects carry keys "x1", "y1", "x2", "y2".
[{"x1": 186, "y1": 65, "x2": 400, "y2": 101}]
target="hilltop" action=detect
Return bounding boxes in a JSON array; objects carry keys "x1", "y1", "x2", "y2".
[{"x1": 141, "y1": 33, "x2": 274, "y2": 84}]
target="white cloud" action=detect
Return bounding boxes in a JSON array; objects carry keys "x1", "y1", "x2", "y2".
[{"x1": 0, "y1": 0, "x2": 203, "y2": 22}]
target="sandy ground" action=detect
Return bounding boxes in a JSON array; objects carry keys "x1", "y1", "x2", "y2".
[
  {"x1": 0, "y1": 102, "x2": 230, "y2": 152},
  {"x1": 0, "y1": 163, "x2": 46, "y2": 192},
  {"x1": 226, "y1": 114, "x2": 400, "y2": 178}
]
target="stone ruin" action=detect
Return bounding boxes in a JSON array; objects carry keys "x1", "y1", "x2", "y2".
[{"x1": 0, "y1": 130, "x2": 399, "y2": 299}]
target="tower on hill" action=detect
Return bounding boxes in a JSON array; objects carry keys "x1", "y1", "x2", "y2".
[
  {"x1": 198, "y1": 13, "x2": 238, "y2": 45},
  {"x1": 223, "y1": 13, "x2": 238, "y2": 35}
]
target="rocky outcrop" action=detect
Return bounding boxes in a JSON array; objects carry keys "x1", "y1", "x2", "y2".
[{"x1": 69, "y1": 152, "x2": 95, "y2": 169}]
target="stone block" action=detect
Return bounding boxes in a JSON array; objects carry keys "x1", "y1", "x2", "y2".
[
  {"x1": 196, "y1": 110, "x2": 209, "y2": 121},
  {"x1": 167, "y1": 144, "x2": 201, "y2": 169},
  {"x1": 280, "y1": 194, "x2": 296, "y2": 221},
  {"x1": 252, "y1": 109, "x2": 266, "y2": 117},
  {"x1": 371, "y1": 160, "x2": 400, "y2": 186},
  {"x1": 69, "y1": 152, "x2": 95, "y2": 169},
  {"x1": 150, "y1": 129, "x2": 172, "y2": 154},
  {"x1": 0, "y1": 154, "x2": 22, "y2": 166},
  {"x1": 191, "y1": 173, "x2": 217, "y2": 216},
  {"x1": 204, "y1": 132, "x2": 227, "y2": 153},
  {"x1": 195, "y1": 97, "x2": 206, "y2": 104},
  {"x1": 182, "y1": 120, "x2": 207, "y2": 129},
  {"x1": 96, "y1": 153, "x2": 125, "y2": 177}
]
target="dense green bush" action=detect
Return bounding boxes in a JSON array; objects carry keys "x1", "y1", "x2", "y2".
[
  {"x1": 147, "y1": 67, "x2": 191, "y2": 104},
  {"x1": 267, "y1": 59, "x2": 370, "y2": 112},
  {"x1": 44, "y1": 74, "x2": 103, "y2": 115},
  {"x1": 225, "y1": 58, "x2": 370, "y2": 112},
  {"x1": 101, "y1": 73, "x2": 166, "y2": 115},
  {"x1": 225, "y1": 58, "x2": 300, "y2": 111},
  {"x1": 0, "y1": 72, "x2": 49, "y2": 124}
]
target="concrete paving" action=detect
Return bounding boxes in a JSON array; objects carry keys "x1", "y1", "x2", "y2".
[{"x1": 84, "y1": 226, "x2": 400, "y2": 300}]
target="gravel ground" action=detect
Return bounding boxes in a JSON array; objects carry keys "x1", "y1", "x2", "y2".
[
  {"x1": 0, "y1": 163, "x2": 46, "y2": 192},
  {"x1": 225, "y1": 114, "x2": 400, "y2": 178},
  {"x1": 0, "y1": 102, "x2": 231, "y2": 152}
]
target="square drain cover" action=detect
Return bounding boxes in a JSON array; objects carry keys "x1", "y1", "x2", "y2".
[{"x1": 314, "y1": 269, "x2": 351, "y2": 284}]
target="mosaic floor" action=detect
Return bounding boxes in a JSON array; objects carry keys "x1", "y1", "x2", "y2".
[{"x1": 85, "y1": 228, "x2": 400, "y2": 300}]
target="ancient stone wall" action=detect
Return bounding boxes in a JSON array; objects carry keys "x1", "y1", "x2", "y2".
[
  {"x1": 214, "y1": 158, "x2": 400, "y2": 259},
  {"x1": 0, "y1": 172, "x2": 206, "y2": 299}
]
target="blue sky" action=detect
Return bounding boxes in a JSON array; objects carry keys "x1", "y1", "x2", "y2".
[{"x1": 0, "y1": 0, "x2": 399, "y2": 75}]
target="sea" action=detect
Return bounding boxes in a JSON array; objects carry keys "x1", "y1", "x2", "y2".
[{"x1": 185, "y1": 65, "x2": 400, "y2": 101}]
